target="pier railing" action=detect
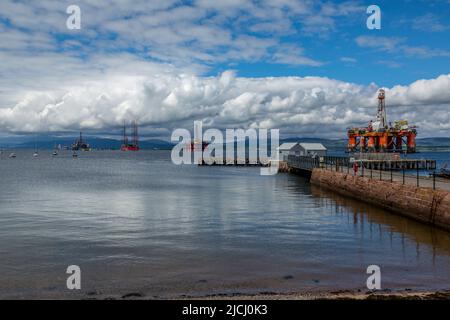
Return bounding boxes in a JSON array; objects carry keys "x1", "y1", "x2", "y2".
[
  {"x1": 287, "y1": 155, "x2": 320, "y2": 170},
  {"x1": 287, "y1": 155, "x2": 449, "y2": 191}
]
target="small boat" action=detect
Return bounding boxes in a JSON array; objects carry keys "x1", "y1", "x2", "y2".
[
  {"x1": 52, "y1": 143, "x2": 58, "y2": 156},
  {"x1": 72, "y1": 151, "x2": 78, "y2": 158},
  {"x1": 33, "y1": 143, "x2": 39, "y2": 158},
  {"x1": 433, "y1": 164, "x2": 450, "y2": 179},
  {"x1": 9, "y1": 153, "x2": 16, "y2": 158},
  {"x1": 435, "y1": 169, "x2": 450, "y2": 179}
]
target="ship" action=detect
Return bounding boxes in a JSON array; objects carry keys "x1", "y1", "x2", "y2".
[
  {"x1": 121, "y1": 120, "x2": 140, "y2": 151},
  {"x1": 72, "y1": 132, "x2": 91, "y2": 151}
]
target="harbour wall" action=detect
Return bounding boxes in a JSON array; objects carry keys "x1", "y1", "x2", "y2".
[
  {"x1": 310, "y1": 168, "x2": 450, "y2": 231},
  {"x1": 278, "y1": 161, "x2": 292, "y2": 173}
]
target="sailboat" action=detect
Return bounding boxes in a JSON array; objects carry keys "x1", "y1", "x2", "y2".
[
  {"x1": 33, "y1": 138, "x2": 38, "y2": 157},
  {"x1": 52, "y1": 143, "x2": 58, "y2": 156}
]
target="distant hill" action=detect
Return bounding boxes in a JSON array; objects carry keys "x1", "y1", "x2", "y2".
[
  {"x1": 1, "y1": 135, "x2": 449, "y2": 151},
  {"x1": 281, "y1": 137, "x2": 346, "y2": 151},
  {"x1": 0, "y1": 135, "x2": 174, "y2": 150},
  {"x1": 416, "y1": 137, "x2": 450, "y2": 148},
  {"x1": 282, "y1": 137, "x2": 450, "y2": 152}
]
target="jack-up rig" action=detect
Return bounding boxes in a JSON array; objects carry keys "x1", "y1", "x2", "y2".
[
  {"x1": 121, "y1": 120, "x2": 140, "y2": 151},
  {"x1": 347, "y1": 89, "x2": 417, "y2": 153},
  {"x1": 72, "y1": 132, "x2": 91, "y2": 151}
]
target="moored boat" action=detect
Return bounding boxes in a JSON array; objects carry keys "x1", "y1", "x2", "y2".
[
  {"x1": 435, "y1": 169, "x2": 450, "y2": 179},
  {"x1": 433, "y1": 164, "x2": 450, "y2": 179}
]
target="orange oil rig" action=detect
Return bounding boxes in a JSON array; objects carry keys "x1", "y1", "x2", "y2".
[{"x1": 347, "y1": 89, "x2": 417, "y2": 153}]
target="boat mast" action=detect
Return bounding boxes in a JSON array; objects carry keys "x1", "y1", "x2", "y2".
[
  {"x1": 123, "y1": 121, "x2": 128, "y2": 146},
  {"x1": 133, "y1": 120, "x2": 138, "y2": 148}
]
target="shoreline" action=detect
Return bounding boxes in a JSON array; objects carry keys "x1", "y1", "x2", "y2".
[
  {"x1": 195, "y1": 290, "x2": 450, "y2": 300},
  {"x1": 6, "y1": 288, "x2": 448, "y2": 300},
  {"x1": 115, "y1": 289, "x2": 450, "y2": 300}
]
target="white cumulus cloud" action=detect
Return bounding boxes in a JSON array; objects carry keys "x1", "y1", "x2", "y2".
[{"x1": 1, "y1": 71, "x2": 449, "y2": 138}]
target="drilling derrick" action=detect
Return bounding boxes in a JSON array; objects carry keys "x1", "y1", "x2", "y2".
[
  {"x1": 347, "y1": 89, "x2": 417, "y2": 154},
  {"x1": 376, "y1": 89, "x2": 387, "y2": 129},
  {"x1": 123, "y1": 121, "x2": 128, "y2": 146},
  {"x1": 132, "y1": 120, "x2": 139, "y2": 149}
]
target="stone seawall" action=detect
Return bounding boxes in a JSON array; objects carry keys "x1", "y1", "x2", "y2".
[
  {"x1": 277, "y1": 161, "x2": 292, "y2": 173},
  {"x1": 310, "y1": 168, "x2": 450, "y2": 231}
]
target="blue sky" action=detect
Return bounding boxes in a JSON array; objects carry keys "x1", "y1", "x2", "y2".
[
  {"x1": 0, "y1": 0, "x2": 449, "y2": 138},
  {"x1": 206, "y1": 0, "x2": 450, "y2": 86}
]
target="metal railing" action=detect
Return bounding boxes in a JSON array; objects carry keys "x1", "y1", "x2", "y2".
[
  {"x1": 287, "y1": 155, "x2": 320, "y2": 170},
  {"x1": 287, "y1": 155, "x2": 449, "y2": 191},
  {"x1": 323, "y1": 159, "x2": 449, "y2": 191}
]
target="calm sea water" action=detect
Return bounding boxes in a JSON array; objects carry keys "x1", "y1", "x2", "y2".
[{"x1": 0, "y1": 150, "x2": 450, "y2": 299}]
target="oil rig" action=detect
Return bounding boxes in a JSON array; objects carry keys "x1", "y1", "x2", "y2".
[
  {"x1": 121, "y1": 120, "x2": 139, "y2": 151},
  {"x1": 347, "y1": 89, "x2": 417, "y2": 153},
  {"x1": 72, "y1": 132, "x2": 91, "y2": 151}
]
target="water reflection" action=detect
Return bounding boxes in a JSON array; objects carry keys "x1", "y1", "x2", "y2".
[
  {"x1": 1, "y1": 151, "x2": 450, "y2": 298},
  {"x1": 310, "y1": 184, "x2": 450, "y2": 262}
]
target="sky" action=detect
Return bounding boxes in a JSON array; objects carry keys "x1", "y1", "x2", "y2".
[{"x1": 0, "y1": 0, "x2": 449, "y2": 139}]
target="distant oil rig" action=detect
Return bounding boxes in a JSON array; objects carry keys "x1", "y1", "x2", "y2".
[
  {"x1": 72, "y1": 132, "x2": 91, "y2": 151},
  {"x1": 347, "y1": 89, "x2": 417, "y2": 153},
  {"x1": 121, "y1": 120, "x2": 140, "y2": 151}
]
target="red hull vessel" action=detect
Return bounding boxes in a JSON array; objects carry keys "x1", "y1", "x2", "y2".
[{"x1": 121, "y1": 145, "x2": 139, "y2": 151}]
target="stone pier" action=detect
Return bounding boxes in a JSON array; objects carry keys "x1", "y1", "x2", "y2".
[{"x1": 310, "y1": 168, "x2": 450, "y2": 231}]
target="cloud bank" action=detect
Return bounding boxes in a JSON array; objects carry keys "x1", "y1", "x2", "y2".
[
  {"x1": 0, "y1": 1, "x2": 449, "y2": 138},
  {"x1": 1, "y1": 71, "x2": 449, "y2": 138}
]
